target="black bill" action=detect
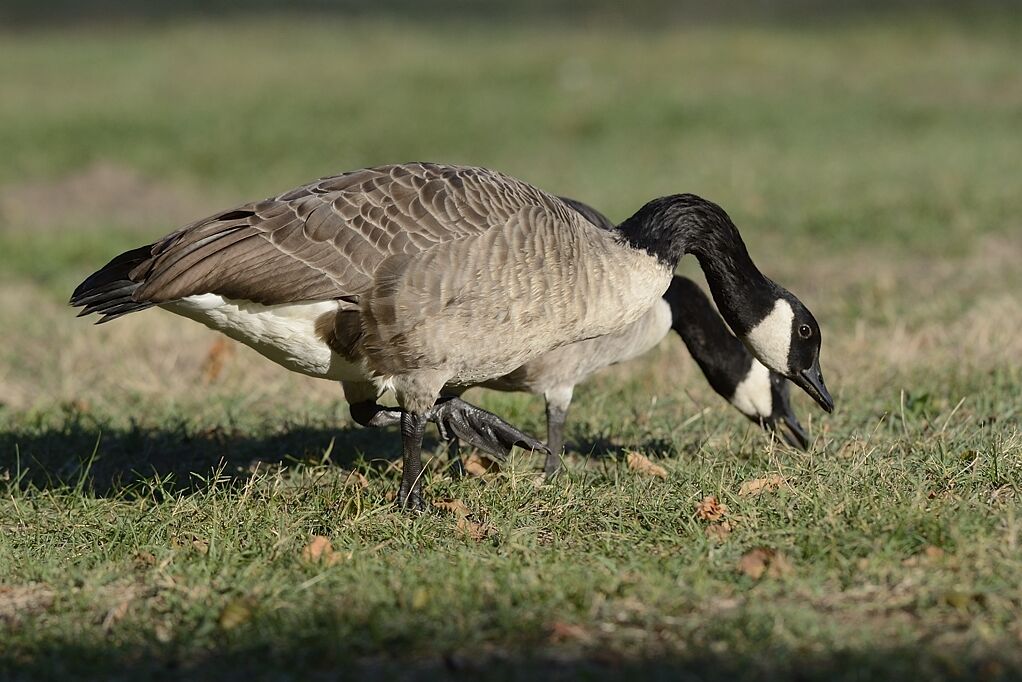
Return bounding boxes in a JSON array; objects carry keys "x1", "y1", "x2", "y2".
[{"x1": 793, "y1": 358, "x2": 834, "y2": 413}]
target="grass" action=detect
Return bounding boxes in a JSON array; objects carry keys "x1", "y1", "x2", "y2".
[{"x1": 1, "y1": 10, "x2": 1021, "y2": 681}]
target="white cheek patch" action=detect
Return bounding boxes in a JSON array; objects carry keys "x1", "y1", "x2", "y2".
[
  {"x1": 730, "y1": 360, "x2": 773, "y2": 419},
  {"x1": 745, "y1": 298, "x2": 793, "y2": 374}
]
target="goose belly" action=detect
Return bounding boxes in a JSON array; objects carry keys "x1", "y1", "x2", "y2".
[
  {"x1": 481, "y1": 299, "x2": 674, "y2": 395},
  {"x1": 162, "y1": 295, "x2": 366, "y2": 381}
]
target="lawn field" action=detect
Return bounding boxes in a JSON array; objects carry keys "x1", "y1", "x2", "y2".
[{"x1": 1, "y1": 10, "x2": 1021, "y2": 681}]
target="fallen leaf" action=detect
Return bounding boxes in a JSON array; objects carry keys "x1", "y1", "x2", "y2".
[
  {"x1": 102, "y1": 596, "x2": 133, "y2": 632},
  {"x1": 903, "y1": 545, "x2": 946, "y2": 567},
  {"x1": 464, "y1": 453, "x2": 500, "y2": 477},
  {"x1": 738, "y1": 474, "x2": 789, "y2": 496},
  {"x1": 301, "y1": 535, "x2": 339, "y2": 565},
  {"x1": 433, "y1": 498, "x2": 471, "y2": 518},
  {"x1": 62, "y1": 398, "x2": 91, "y2": 414},
  {"x1": 705, "y1": 520, "x2": 733, "y2": 542},
  {"x1": 626, "y1": 451, "x2": 667, "y2": 479},
  {"x1": 695, "y1": 495, "x2": 728, "y2": 521},
  {"x1": 457, "y1": 516, "x2": 495, "y2": 542},
  {"x1": 548, "y1": 620, "x2": 594, "y2": 645},
  {"x1": 738, "y1": 547, "x2": 793, "y2": 579},
  {"x1": 344, "y1": 471, "x2": 370, "y2": 489},
  {"x1": 218, "y1": 597, "x2": 253, "y2": 631},
  {"x1": 200, "y1": 337, "x2": 235, "y2": 383},
  {"x1": 133, "y1": 551, "x2": 157, "y2": 570}
]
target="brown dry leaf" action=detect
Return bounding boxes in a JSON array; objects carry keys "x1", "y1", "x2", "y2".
[
  {"x1": 133, "y1": 551, "x2": 157, "y2": 570},
  {"x1": 548, "y1": 620, "x2": 595, "y2": 645},
  {"x1": 626, "y1": 451, "x2": 667, "y2": 479},
  {"x1": 903, "y1": 545, "x2": 946, "y2": 567},
  {"x1": 218, "y1": 597, "x2": 253, "y2": 631},
  {"x1": 433, "y1": 498, "x2": 471, "y2": 518},
  {"x1": 63, "y1": 398, "x2": 91, "y2": 414},
  {"x1": 102, "y1": 596, "x2": 133, "y2": 632},
  {"x1": 457, "y1": 516, "x2": 495, "y2": 542},
  {"x1": 300, "y1": 535, "x2": 340, "y2": 566},
  {"x1": 464, "y1": 453, "x2": 501, "y2": 477},
  {"x1": 200, "y1": 337, "x2": 235, "y2": 383},
  {"x1": 705, "y1": 520, "x2": 733, "y2": 542},
  {"x1": 695, "y1": 495, "x2": 728, "y2": 521},
  {"x1": 344, "y1": 471, "x2": 370, "y2": 489},
  {"x1": 738, "y1": 547, "x2": 793, "y2": 579},
  {"x1": 738, "y1": 474, "x2": 789, "y2": 497}
]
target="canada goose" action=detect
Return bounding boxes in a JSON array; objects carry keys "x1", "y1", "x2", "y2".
[
  {"x1": 351, "y1": 201, "x2": 811, "y2": 477},
  {"x1": 71, "y1": 163, "x2": 833, "y2": 510}
]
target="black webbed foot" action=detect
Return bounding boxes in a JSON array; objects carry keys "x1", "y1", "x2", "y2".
[{"x1": 427, "y1": 397, "x2": 549, "y2": 460}]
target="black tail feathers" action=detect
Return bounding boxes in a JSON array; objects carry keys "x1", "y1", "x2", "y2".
[{"x1": 69, "y1": 244, "x2": 156, "y2": 323}]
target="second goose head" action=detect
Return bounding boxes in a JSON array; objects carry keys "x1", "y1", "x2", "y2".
[
  {"x1": 664, "y1": 276, "x2": 810, "y2": 449},
  {"x1": 618, "y1": 194, "x2": 835, "y2": 414}
]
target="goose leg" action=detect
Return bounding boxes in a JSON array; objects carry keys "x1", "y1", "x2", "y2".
[
  {"x1": 543, "y1": 386, "x2": 574, "y2": 478},
  {"x1": 398, "y1": 411, "x2": 428, "y2": 512}
]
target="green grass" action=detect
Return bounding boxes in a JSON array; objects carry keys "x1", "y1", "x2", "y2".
[{"x1": 1, "y1": 11, "x2": 1021, "y2": 681}]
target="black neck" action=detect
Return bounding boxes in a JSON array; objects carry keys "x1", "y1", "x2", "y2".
[
  {"x1": 618, "y1": 194, "x2": 778, "y2": 336},
  {"x1": 664, "y1": 276, "x2": 752, "y2": 399}
]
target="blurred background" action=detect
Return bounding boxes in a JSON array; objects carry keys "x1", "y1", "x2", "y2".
[{"x1": 0, "y1": 0, "x2": 1019, "y2": 425}]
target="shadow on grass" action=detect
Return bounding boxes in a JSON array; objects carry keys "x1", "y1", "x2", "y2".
[
  {"x1": 0, "y1": 410, "x2": 697, "y2": 496},
  {"x1": 1, "y1": 626, "x2": 1017, "y2": 682},
  {"x1": 571, "y1": 434, "x2": 681, "y2": 461},
  {"x1": 0, "y1": 412, "x2": 405, "y2": 496}
]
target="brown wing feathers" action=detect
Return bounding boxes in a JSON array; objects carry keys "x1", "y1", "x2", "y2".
[{"x1": 70, "y1": 163, "x2": 584, "y2": 321}]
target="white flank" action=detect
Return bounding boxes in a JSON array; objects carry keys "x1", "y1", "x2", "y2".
[
  {"x1": 730, "y1": 360, "x2": 773, "y2": 419},
  {"x1": 162, "y1": 295, "x2": 367, "y2": 381},
  {"x1": 744, "y1": 298, "x2": 793, "y2": 374}
]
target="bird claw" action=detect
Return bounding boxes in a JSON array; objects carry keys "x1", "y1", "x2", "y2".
[{"x1": 427, "y1": 397, "x2": 549, "y2": 460}]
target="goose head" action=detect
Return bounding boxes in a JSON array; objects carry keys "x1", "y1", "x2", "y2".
[{"x1": 742, "y1": 294, "x2": 834, "y2": 414}]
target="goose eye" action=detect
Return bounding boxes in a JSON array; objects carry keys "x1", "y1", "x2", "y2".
[{"x1": 798, "y1": 324, "x2": 812, "y2": 339}]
